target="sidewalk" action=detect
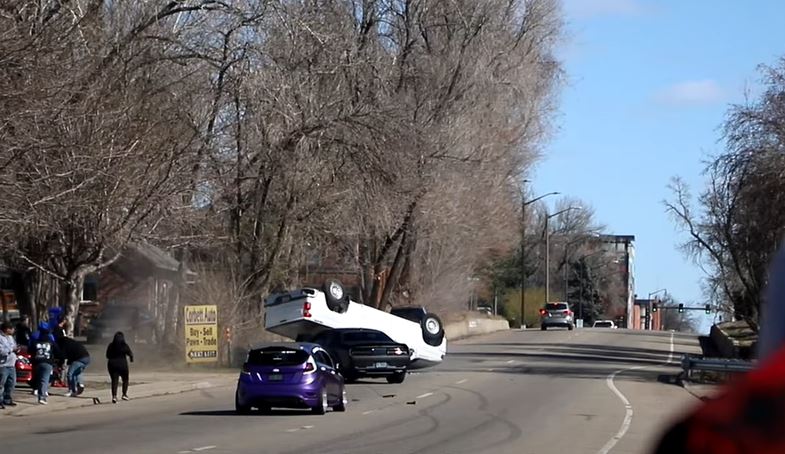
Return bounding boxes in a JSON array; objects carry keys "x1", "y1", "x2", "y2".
[{"x1": 2, "y1": 371, "x2": 236, "y2": 417}]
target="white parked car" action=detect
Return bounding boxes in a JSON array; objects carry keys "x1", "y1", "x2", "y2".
[
  {"x1": 592, "y1": 320, "x2": 617, "y2": 329},
  {"x1": 263, "y1": 280, "x2": 447, "y2": 369}
]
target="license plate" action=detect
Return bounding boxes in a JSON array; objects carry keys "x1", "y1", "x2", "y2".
[
  {"x1": 267, "y1": 374, "x2": 283, "y2": 381},
  {"x1": 373, "y1": 362, "x2": 389, "y2": 368}
]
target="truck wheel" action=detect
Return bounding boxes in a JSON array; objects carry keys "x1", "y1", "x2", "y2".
[
  {"x1": 421, "y1": 313, "x2": 444, "y2": 346},
  {"x1": 323, "y1": 280, "x2": 349, "y2": 313}
]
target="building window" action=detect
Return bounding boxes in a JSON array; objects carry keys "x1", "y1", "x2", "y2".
[
  {"x1": 0, "y1": 274, "x2": 11, "y2": 290},
  {"x1": 82, "y1": 276, "x2": 98, "y2": 301}
]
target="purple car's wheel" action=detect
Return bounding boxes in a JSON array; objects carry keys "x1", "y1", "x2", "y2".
[
  {"x1": 235, "y1": 391, "x2": 251, "y2": 415},
  {"x1": 312, "y1": 389, "x2": 328, "y2": 415},
  {"x1": 333, "y1": 387, "x2": 347, "y2": 412}
]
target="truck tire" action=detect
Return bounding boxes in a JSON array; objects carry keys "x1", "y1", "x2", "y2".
[
  {"x1": 421, "y1": 313, "x2": 444, "y2": 346},
  {"x1": 323, "y1": 280, "x2": 349, "y2": 313}
]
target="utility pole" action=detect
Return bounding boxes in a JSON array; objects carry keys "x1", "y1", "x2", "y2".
[
  {"x1": 544, "y1": 206, "x2": 582, "y2": 306},
  {"x1": 647, "y1": 288, "x2": 667, "y2": 330},
  {"x1": 519, "y1": 187, "x2": 560, "y2": 329}
]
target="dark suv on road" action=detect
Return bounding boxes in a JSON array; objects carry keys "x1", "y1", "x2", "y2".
[{"x1": 311, "y1": 329, "x2": 410, "y2": 384}]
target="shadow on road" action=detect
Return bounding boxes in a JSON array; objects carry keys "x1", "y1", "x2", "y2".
[
  {"x1": 180, "y1": 409, "x2": 313, "y2": 417},
  {"x1": 429, "y1": 342, "x2": 690, "y2": 383}
]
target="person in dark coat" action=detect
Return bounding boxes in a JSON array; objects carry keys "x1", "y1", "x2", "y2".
[
  {"x1": 57, "y1": 335, "x2": 90, "y2": 397},
  {"x1": 106, "y1": 331, "x2": 134, "y2": 403},
  {"x1": 14, "y1": 315, "x2": 32, "y2": 349}
]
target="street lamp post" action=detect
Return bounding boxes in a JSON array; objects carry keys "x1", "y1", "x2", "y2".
[
  {"x1": 519, "y1": 187, "x2": 560, "y2": 329},
  {"x1": 544, "y1": 206, "x2": 582, "y2": 305},
  {"x1": 647, "y1": 288, "x2": 667, "y2": 330}
]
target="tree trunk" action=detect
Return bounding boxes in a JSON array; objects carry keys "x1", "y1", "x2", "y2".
[
  {"x1": 61, "y1": 275, "x2": 84, "y2": 337},
  {"x1": 21, "y1": 270, "x2": 39, "y2": 326},
  {"x1": 164, "y1": 262, "x2": 187, "y2": 346}
]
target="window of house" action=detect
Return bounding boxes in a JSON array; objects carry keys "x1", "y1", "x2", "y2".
[{"x1": 82, "y1": 276, "x2": 98, "y2": 301}]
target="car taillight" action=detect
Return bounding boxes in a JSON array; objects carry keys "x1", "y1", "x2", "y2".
[
  {"x1": 241, "y1": 364, "x2": 251, "y2": 375},
  {"x1": 387, "y1": 347, "x2": 406, "y2": 356},
  {"x1": 564, "y1": 310, "x2": 572, "y2": 316},
  {"x1": 304, "y1": 358, "x2": 316, "y2": 374},
  {"x1": 303, "y1": 301, "x2": 312, "y2": 318},
  {"x1": 539, "y1": 309, "x2": 547, "y2": 316}
]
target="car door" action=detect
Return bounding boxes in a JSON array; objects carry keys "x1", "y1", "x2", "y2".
[{"x1": 314, "y1": 350, "x2": 339, "y2": 401}]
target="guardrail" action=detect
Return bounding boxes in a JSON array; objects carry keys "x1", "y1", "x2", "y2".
[{"x1": 681, "y1": 354, "x2": 755, "y2": 380}]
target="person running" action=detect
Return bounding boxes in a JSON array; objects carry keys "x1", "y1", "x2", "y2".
[
  {"x1": 106, "y1": 332, "x2": 134, "y2": 404},
  {"x1": 0, "y1": 322, "x2": 19, "y2": 408},
  {"x1": 31, "y1": 327, "x2": 61, "y2": 405},
  {"x1": 57, "y1": 335, "x2": 90, "y2": 397}
]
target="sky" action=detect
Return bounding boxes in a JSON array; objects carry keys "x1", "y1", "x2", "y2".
[{"x1": 534, "y1": 0, "x2": 785, "y2": 333}]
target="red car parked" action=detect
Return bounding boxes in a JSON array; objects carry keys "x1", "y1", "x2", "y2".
[{"x1": 15, "y1": 347, "x2": 66, "y2": 388}]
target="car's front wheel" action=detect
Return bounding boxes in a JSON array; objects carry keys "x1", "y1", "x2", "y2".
[
  {"x1": 541, "y1": 325, "x2": 547, "y2": 331},
  {"x1": 235, "y1": 391, "x2": 251, "y2": 415}
]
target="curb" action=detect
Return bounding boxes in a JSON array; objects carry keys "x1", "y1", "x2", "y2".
[
  {"x1": 4, "y1": 377, "x2": 235, "y2": 417},
  {"x1": 678, "y1": 378, "x2": 722, "y2": 402}
]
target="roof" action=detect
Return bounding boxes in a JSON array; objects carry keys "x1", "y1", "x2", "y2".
[
  {"x1": 127, "y1": 241, "x2": 181, "y2": 272},
  {"x1": 599, "y1": 234, "x2": 636, "y2": 243},
  {"x1": 108, "y1": 241, "x2": 193, "y2": 282}
]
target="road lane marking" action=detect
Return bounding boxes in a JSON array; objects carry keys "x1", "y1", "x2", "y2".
[
  {"x1": 455, "y1": 379, "x2": 468, "y2": 384},
  {"x1": 286, "y1": 428, "x2": 299, "y2": 433},
  {"x1": 596, "y1": 332, "x2": 675, "y2": 454},
  {"x1": 416, "y1": 392, "x2": 434, "y2": 399},
  {"x1": 506, "y1": 360, "x2": 515, "y2": 364},
  {"x1": 193, "y1": 447, "x2": 216, "y2": 452},
  {"x1": 362, "y1": 410, "x2": 375, "y2": 415}
]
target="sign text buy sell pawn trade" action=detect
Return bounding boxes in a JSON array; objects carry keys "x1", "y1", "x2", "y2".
[{"x1": 184, "y1": 305, "x2": 219, "y2": 364}]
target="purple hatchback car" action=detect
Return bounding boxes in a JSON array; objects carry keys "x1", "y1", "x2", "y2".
[{"x1": 235, "y1": 343, "x2": 347, "y2": 415}]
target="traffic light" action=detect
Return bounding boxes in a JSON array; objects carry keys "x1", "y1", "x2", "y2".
[
  {"x1": 678, "y1": 303, "x2": 684, "y2": 313},
  {"x1": 705, "y1": 304, "x2": 711, "y2": 314},
  {"x1": 652, "y1": 302, "x2": 658, "y2": 312}
]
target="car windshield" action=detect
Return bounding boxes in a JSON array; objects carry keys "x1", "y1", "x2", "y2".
[
  {"x1": 247, "y1": 348, "x2": 309, "y2": 366},
  {"x1": 341, "y1": 330, "x2": 395, "y2": 343},
  {"x1": 545, "y1": 303, "x2": 569, "y2": 311}
]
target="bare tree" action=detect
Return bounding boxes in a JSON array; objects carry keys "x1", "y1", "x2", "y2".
[{"x1": 666, "y1": 58, "x2": 785, "y2": 330}]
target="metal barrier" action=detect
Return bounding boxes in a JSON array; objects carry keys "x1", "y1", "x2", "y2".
[{"x1": 681, "y1": 354, "x2": 755, "y2": 380}]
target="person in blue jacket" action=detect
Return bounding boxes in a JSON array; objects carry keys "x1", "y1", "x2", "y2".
[{"x1": 28, "y1": 321, "x2": 56, "y2": 395}]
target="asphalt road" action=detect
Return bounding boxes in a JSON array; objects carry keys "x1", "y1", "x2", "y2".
[{"x1": 0, "y1": 328, "x2": 702, "y2": 454}]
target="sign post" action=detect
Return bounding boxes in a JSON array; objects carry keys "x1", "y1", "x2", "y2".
[{"x1": 184, "y1": 305, "x2": 219, "y2": 364}]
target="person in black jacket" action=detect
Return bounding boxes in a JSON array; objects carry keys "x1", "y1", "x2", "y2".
[
  {"x1": 106, "y1": 331, "x2": 134, "y2": 403},
  {"x1": 31, "y1": 328, "x2": 62, "y2": 405},
  {"x1": 57, "y1": 335, "x2": 90, "y2": 397}
]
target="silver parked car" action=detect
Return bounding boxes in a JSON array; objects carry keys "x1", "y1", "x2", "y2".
[{"x1": 539, "y1": 302, "x2": 574, "y2": 330}]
